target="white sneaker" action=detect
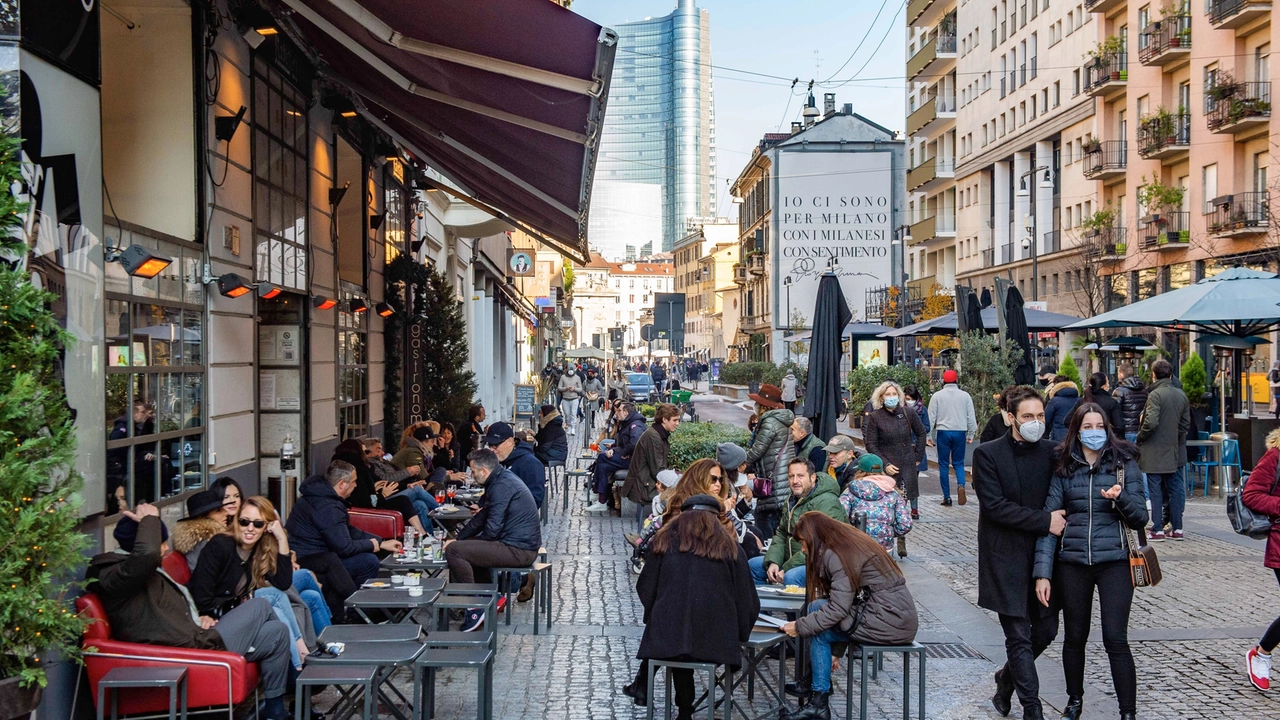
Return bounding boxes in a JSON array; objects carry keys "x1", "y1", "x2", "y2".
[{"x1": 585, "y1": 501, "x2": 609, "y2": 514}]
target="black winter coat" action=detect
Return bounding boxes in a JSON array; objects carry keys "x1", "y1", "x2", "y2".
[
  {"x1": 1084, "y1": 389, "x2": 1125, "y2": 436},
  {"x1": 285, "y1": 475, "x2": 379, "y2": 559},
  {"x1": 615, "y1": 411, "x2": 648, "y2": 459},
  {"x1": 863, "y1": 405, "x2": 926, "y2": 501},
  {"x1": 456, "y1": 466, "x2": 542, "y2": 552},
  {"x1": 636, "y1": 546, "x2": 759, "y2": 667},
  {"x1": 973, "y1": 433, "x2": 1057, "y2": 617},
  {"x1": 1044, "y1": 383, "x2": 1080, "y2": 442},
  {"x1": 503, "y1": 441, "x2": 547, "y2": 508},
  {"x1": 979, "y1": 412, "x2": 1008, "y2": 444},
  {"x1": 534, "y1": 414, "x2": 569, "y2": 466},
  {"x1": 1112, "y1": 376, "x2": 1148, "y2": 435},
  {"x1": 187, "y1": 534, "x2": 292, "y2": 618},
  {"x1": 1034, "y1": 447, "x2": 1148, "y2": 578}
]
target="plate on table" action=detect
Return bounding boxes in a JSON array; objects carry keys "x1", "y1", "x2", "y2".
[{"x1": 362, "y1": 581, "x2": 390, "y2": 588}]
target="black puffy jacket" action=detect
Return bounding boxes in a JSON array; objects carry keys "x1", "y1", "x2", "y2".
[
  {"x1": 1033, "y1": 447, "x2": 1148, "y2": 578},
  {"x1": 1112, "y1": 376, "x2": 1148, "y2": 435}
]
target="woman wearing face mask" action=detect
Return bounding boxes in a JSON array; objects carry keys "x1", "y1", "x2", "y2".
[
  {"x1": 861, "y1": 381, "x2": 926, "y2": 534},
  {"x1": 1033, "y1": 404, "x2": 1146, "y2": 720},
  {"x1": 903, "y1": 386, "x2": 930, "y2": 477}
]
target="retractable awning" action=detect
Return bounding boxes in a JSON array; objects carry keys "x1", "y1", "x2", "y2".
[{"x1": 278, "y1": 0, "x2": 616, "y2": 264}]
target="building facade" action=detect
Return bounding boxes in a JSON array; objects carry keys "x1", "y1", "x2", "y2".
[
  {"x1": 608, "y1": 260, "x2": 676, "y2": 349},
  {"x1": 590, "y1": 0, "x2": 717, "y2": 257},
  {"x1": 673, "y1": 218, "x2": 736, "y2": 355}
]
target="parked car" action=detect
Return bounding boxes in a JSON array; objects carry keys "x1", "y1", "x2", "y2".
[{"x1": 627, "y1": 372, "x2": 656, "y2": 402}]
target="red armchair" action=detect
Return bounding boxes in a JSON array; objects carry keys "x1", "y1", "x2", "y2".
[
  {"x1": 348, "y1": 507, "x2": 404, "y2": 539},
  {"x1": 161, "y1": 551, "x2": 191, "y2": 585},
  {"x1": 76, "y1": 593, "x2": 259, "y2": 719}
]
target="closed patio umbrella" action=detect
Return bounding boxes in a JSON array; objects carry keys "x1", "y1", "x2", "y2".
[
  {"x1": 1004, "y1": 285, "x2": 1036, "y2": 386},
  {"x1": 807, "y1": 274, "x2": 852, "y2": 443}
]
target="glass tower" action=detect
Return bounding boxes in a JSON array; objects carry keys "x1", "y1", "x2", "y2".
[{"x1": 590, "y1": 0, "x2": 716, "y2": 259}]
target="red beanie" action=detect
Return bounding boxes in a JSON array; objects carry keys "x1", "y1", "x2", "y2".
[{"x1": 943, "y1": 369, "x2": 958, "y2": 384}]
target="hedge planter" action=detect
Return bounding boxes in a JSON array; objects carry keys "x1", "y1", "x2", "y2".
[{"x1": 0, "y1": 677, "x2": 41, "y2": 720}]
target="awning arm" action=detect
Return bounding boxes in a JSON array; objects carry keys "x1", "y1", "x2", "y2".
[
  {"x1": 421, "y1": 177, "x2": 589, "y2": 266},
  {"x1": 320, "y1": 0, "x2": 604, "y2": 97}
]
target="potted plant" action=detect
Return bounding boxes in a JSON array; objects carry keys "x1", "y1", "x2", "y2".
[
  {"x1": 1181, "y1": 353, "x2": 1210, "y2": 440},
  {"x1": 0, "y1": 133, "x2": 88, "y2": 716},
  {"x1": 1083, "y1": 134, "x2": 1102, "y2": 153}
]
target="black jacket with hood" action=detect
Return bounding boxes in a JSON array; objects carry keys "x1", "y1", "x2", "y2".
[
  {"x1": 1112, "y1": 376, "x2": 1148, "y2": 435},
  {"x1": 285, "y1": 475, "x2": 379, "y2": 559}
]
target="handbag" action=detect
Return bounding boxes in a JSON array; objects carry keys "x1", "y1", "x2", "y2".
[
  {"x1": 1117, "y1": 466, "x2": 1162, "y2": 587},
  {"x1": 1227, "y1": 463, "x2": 1280, "y2": 540},
  {"x1": 752, "y1": 441, "x2": 788, "y2": 498}
]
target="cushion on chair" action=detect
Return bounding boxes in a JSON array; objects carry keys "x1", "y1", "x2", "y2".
[{"x1": 349, "y1": 507, "x2": 404, "y2": 539}]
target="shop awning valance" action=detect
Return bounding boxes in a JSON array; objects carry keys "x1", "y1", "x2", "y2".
[{"x1": 279, "y1": 0, "x2": 616, "y2": 263}]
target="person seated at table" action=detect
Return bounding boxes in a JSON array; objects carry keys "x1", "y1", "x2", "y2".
[
  {"x1": 286, "y1": 461, "x2": 402, "y2": 622},
  {"x1": 435, "y1": 422, "x2": 466, "y2": 473},
  {"x1": 838, "y1": 454, "x2": 913, "y2": 553},
  {"x1": 171, "y1": 487, "x2": 232, "y2": 571},
  {"x1": 86, "y1": 505, "x2": 294, "y2": 720},
  {"x1": 587, "y1": 402, "x2": 647, "y2": 514},
  {"x1": 622, "y1": 493, "x2": 759, "y2": 715},
  {"x1": 392, "y1": 422, "x2": 449, "y2": 490},
  {"x1": 533, "y1": 405, "x2": 569, "y2": 467},
  {"x1": 780, "y1": 513, "x2": 919, "y2": 719},
  {"x1": 750, "y1": 458, "x2": 848, "y2": 588},
  {"x1": 361, "y1": 437, "x2": 439, "y2": 529},
  {"x1": 443, "y1": 448, "x2": 542, "y2": 631},
  {"x1": 187, "y1": 495, "x2": 312, "y2": 669},
  {"x1": 485, "y1": 422, "x2": 547, "y2": 509},
  {"x1": 333, "y1": 439, "x2": 427, "y2": 536}
]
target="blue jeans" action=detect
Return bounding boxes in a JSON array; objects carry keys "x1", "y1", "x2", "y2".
[
  {"x1": 936, "y1": 430, "x2": 968, "y2": 498},
  {"x1": 254, "y1": 587, "x2": 304, "y2": 669},
  {"x1": 1148, "y1": 470, "x2": 1185, "y2": 531},
  {"x1": 292, "y1": 569, "x2": 331, "y2": 635},
  {"x1": 748, "y1": 555, "x2": 806, "y2": 587},
  {"x1": 806, "y1": 599, "x2": 852, "y2": 692},
  {"x1": 391, "y1": 485, "x2": 439, "y2": 529}
]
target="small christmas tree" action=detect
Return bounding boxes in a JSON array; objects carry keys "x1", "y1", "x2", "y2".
[
  {"x1": 1058, "y1": 354, "x2": 1082, "y2": 388},
  {"x1": 418, "y1": 266, "x2": 477, "y2": 427},
  {"x1": 0, "y1": 132, "x2": 88, "y2": 688},
  {"x1": 1181, "y1": 353, "x2": 1207, "y2": 406}
]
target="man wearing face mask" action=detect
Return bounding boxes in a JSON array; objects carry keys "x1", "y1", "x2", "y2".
[
  {"x1": 557, "y1": 365, "x2": 584, "y2": 436},
  {"x1": 973, "y1": 385, "x2": 1067, "y2": 720}
]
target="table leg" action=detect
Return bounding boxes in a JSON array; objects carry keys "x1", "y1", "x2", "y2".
[
  {"x1": 918, "y1": 650, "x2": 926, "y2": 720},
  {"x1": 546, "y1": 567, "x2": 553, "y2": 631},
  {"x1": 97, "y1": 685, "x2": 105, "y2": 720},
  {"x1": 903, "y1": 652, "x2": 910, "y2": 720},
  {"x1": 365, "y1": 678, "x2": 374, "y2": 720},
  {"x1": 181, "y1": 677, "x2": 188, "y2": 720},
  {"x1": 169, "y1": 685, "x2": 176, "y2": 720},
  {"x1": 860, "y1": 650, "x2": 869, "y2": 720}
]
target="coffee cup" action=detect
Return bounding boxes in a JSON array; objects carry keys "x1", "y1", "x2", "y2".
[
  {"x1": 408, "y1": 586, "x2": 423, "y2": 597},
  {"x1": 391, "y1": 574, "x2": 405, "y2": 584}
]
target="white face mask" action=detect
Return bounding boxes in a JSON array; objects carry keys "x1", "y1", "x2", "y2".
[{"x1": 1017, "y1": 419, "x2": 1046, "y2": 443}]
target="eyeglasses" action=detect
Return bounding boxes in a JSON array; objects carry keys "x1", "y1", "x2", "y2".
[
  {"x1": 709, "y1": 474, "x2": 722, "y2": 481},
  {"x1": 238, "y1": 518, "x2": 266, "y2": 529}
]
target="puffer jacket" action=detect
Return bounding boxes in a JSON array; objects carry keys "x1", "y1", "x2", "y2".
[
  {"x1": 1112, "y1": 376, "x2": 1148, "y2": 435},
  {"x1": 1044, "y1": 382, "x2": 1080, "y2": 442},
  {"x1": 615, "y1": 411, "x2": 648, "y2": 459},
  {"x1": 745, "y1": 408, "x2": 796, "y2": 512},
  {"x1": 1033, "y1": 446, "x2": 1148, "y2": 579},
  {"x1": 1243, "y1": 431, "x2": 1280, "y2": 569},
  {"x1": 761, "y1": 472, "x2": 848, "y2": 571},
  {"x1": 795, "y1": 549, "x2": 919, "y2": 646},
  {"x1": 838, "y1": 475, "x2": 913, "y2": 552}
]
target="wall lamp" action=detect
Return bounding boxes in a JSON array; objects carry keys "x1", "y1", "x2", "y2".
[
  {"x1": 311, "y1": 296, "x2": 338, "y2": 310},
  {"x1": 200, "y1": 265, "x2": 252, "y2": 298},
  {"x1": 105, "y1": 244, "x2": 172, "y2": 279},
  {"x1": 369, "y1": 213, "x2": 386, "y2": 231},
  {"x1": 328, "y1": 181, "x2": 350, "y2": 207},
  {"x1": 375, "y1": 302, "x2": 395, "y2": 317},
  {"x1": 215, "y1": 106, "x2": 247, "y2": 143},
  {"x1": 348, "y1": 297, "x2": 369, "y2": 313}
]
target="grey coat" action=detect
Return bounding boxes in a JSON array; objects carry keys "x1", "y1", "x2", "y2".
[
  {"x1": 1034, "y1": 448, "x2": 1148, "y2": 579},
  {"x1": 795, "y1": 549, "x2": 918, "y2": 646},
  {"x1": 1136, "y1": 378, "x2": 1190, "y2": 474},
  {"x1": 745, "y1": 408, "x2": 796, "y2": 512}
]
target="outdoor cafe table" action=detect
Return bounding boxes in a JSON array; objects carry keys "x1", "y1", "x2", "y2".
[
  {"x1": 430, "y1": 506, "x2": 474, "y2": 533},
  {"x1": 757, "y1": 590, "x2": 808, "y2": 689},
  {"x1": 382, "y1": 553, "x2": 450, "y2": 578},
  {"x1": 304, "y1": 640, "x2": 425, "y2": 720},
  {"x1": 347, "y1": 585, "x2": 442, "y2": 624},
  {"x1": 729, "y1": 629, "x2": 789, "y2": 720}
]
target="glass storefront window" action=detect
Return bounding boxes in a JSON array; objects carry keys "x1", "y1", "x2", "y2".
[
  {"x1": 338, "y1": 284, "x2": 368, "y2": 440},
  {"x1": 252, "y1": 56, "x2": 309, "y2": 292}
]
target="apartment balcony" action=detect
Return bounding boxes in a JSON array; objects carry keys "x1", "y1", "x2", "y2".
[
  {"x1": 1081, "y1": 228, "x2": 1128, "y2": 263},
  {"x1": 1084, "y1": 0, "x2": 1126, "y2": 14},
  {"x1": 1139, "y1": 212, "x2": 1191, "y2": 250},
  {"x1": 1206, "y1": 82, "x2": 1271, "y2": 134},
  {"x1": 1137, "y1": 113, "x2": 1190, "y2": 160},
  {"x1": 908, "y1": 0, "x2": 953, "y2": 28},
  {"x1": 1001, "y1": 242, "x2": 1015, "y2": 264},
  {"x1": 907, "y1": 156, "x2": 956, "y2": 193},
  {"x1": 1043, "y1": 230, "x2": 1062, "y2": 254},
  {"x1": 1084, "y1": 55, "x2": 1128, "y2": 98},
  {"x1": 1138, "y1": 16, "x2": 1191, "y2": 66},
  {"x1": 746, "y1": 253, "x2": 766, "y2": 275},
  {"x1": 732, "y1": 263, "x2": 747, "y2": 285},
  {"x1": 906, "y1": 94, "x2": 957, "y2": 137},
  {"x1": 1208, "y1": 0, "x2": 1272, "y2": 31},
  {"x1": 908, "y1": 213, "x2": 957, "y2": 246},
  {"x1": 907, "y1": 33, "x2": 957, "y2": 81},
  {"x1": 1207, "y1": 193, "x2": 1269, "y2": 237},
  {"x1": 981, "y1": 248, "x2": 995, "y2": 268},
  {"x1": 1082, "y1": 141, "x2": 1127, "y2": 180}
]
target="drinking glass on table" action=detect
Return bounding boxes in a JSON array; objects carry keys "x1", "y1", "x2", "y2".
[
  {"x1": 435, "y1": 489, "x2": 446, "y2": 504},
  {"x1": 447, "y1": 486, "x2": 457, "y2": 502}
]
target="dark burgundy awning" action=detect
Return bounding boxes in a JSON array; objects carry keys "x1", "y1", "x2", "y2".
[{"x1": 278, "y1": 0, "x2": 616, "y2": 263}]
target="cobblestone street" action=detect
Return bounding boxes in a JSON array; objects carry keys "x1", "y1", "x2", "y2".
[{"x1": 358, "y1": 399, "x2": 1280, "y2": 719}]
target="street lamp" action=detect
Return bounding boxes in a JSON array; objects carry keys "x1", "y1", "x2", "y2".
[
  {"x1": 1015, "y1": 167, "x2": 1055, "y2": 302},
  {"x1": 783, "y1": 276, "x2": 793, "y2": 363}
]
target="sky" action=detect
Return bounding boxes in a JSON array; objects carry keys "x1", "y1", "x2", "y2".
[{"x1": 570, "y1": 0, "x2": 908, "y2": 214}]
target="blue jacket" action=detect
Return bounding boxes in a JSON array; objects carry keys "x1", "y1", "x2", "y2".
[
  {"x1": 456, "y1": 466, "x2": 542, "y2": 552},
  {"x1": 503, "y1": 441, "x2": 546, "y2": 508},
  {"x1": 616, "y1": 411, "x2": 648, "y2": 459},
  {"x1": 1044, "y1": 382, "x2": 1081, "y2": 442},
  {"x1": 285, "y1": 475, "x2": 379, "y2": 559}
]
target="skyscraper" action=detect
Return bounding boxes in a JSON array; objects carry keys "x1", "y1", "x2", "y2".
[{"x1": 590, "y1": 0, "x2": 716, "y2": 259}]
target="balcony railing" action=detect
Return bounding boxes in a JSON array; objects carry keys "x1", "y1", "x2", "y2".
[
  {"x1": 1206, "y1": 82, "x2": 1271, "y2": 132},
  {"x1": 1043, "y1": 230, "x2": 1061, "y2": 254},
  {"x1": 982, "y1": 248, "x2": 995, "y2": 267},
  {"x1": 1082, "y1": 227, "x2": 1128, "y2": 261},
  {"x1": 908, "y1": 33, "x2": 956, "y2": 80},
  {"x1": 907, "y1": 156, "x2": 956, "y2": 191},
  {"x1": 1085, "y1": 0, "x2": 1127, "y2": 13},
  {"x1": 1084, "y1": 54, "x2": 1128, "y2": 95},
  {"x1": 936, "y1": 34, "x2": 956, "y2": 53},
  {"x1": 1137, "y1": 113, "x2": 1191, "y2": 158},
  {"x1": 1208, "y1": 0, "x2": 1273, "y2": 29},
  {"x1": 1139, "y1": 211, "x2": 1191, "y2": 249},
  {"x1": 1208, "y1": 192, "x2": 1269, "y2": 236},
  {"x1": 1138, "y1": 16, "x2": 1191, "y2": 65},
  {"x1": 1083, "y1": 140, "x2": 1127, "y2": 178},
  {"x1": 746, "y1": 253, "x2": 766, "y2": 275},
  {"x1": 732, "y1": 264, "x2": 747, "y2": 284},
  {"x1": 1002, "y1": 242, "x2": 1015, "y2": 264}
]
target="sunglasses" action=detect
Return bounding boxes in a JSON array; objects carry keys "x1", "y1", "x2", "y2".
[
  {"x1": 710, "y1": 474, "x2": 722, "y2": 481},
  {"x1": 238, "y1": 518, "x2": 266, "y2": 529}
]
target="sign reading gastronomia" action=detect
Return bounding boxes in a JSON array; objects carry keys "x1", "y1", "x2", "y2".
[{"x1": 775, "y1": 151, "x2": 893, "y2": 326}]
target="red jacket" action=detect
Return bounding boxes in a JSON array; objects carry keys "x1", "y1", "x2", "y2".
[{"x1": 1243, "y1": 445, "x2": 1280, "y2": 569}]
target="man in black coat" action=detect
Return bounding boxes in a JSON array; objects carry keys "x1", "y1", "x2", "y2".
[{"x1": 973, "y1": 386, "x2": 1067, "y2": 720}]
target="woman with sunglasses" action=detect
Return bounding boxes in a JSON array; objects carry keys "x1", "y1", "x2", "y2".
[
  {"x1": 188, "y1": 496, "x2": 314, "y2": 669},
  {"x1": 633, "y1": 459, "x2": 735, "y2": 556}
]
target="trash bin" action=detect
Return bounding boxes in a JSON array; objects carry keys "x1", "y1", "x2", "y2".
[
  {"x1": 670, "y1": 389, "x2": 692, "y2": 405},
  {"x1": 1210, "y1": 431, "x2": 1238, "y2": 497}
]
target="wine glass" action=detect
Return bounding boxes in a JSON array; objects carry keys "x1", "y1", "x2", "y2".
[
  {"x1": 435, "y1": 489, "x2": 446, "y2": 505},
  {"x1": 447, "y1": 486, "x2": 457, "y2": 502}
]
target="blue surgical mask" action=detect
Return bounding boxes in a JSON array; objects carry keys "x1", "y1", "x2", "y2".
[
  {"x1": 1080, "y1": 428, "x2": 1108, "y2": 451},
  {"x1": 884, "y1": 396, "x2": 900, "y2": 409}
]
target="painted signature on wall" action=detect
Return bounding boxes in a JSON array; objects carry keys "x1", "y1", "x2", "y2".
[{"x1": 789, "y1": 257, "x2": 879, "y2": 280}]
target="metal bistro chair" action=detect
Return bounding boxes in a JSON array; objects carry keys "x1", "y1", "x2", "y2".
[
  {"x1": 1187, "y1": 432, "x2": 1220, "y2": 496},
  {"x1": 646, "y1": 659, "x2": 731, "y2": 720},
  {"x1": 843, "y1": 642, "x2": 927, "y2": 720},
  {"x1": 491, "y1": 562, "x2": 554, "y2": 633}
]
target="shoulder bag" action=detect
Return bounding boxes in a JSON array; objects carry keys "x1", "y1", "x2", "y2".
[
  {"x1": 1117, "y1": 466, "x2": 1162, "y2": 587},
  {"x1": 1227, "y1": 462, "x2": 1280, "y2": 540},
  {"x1": 752, "y1": 440, "x2": 787, "y2": 499}
]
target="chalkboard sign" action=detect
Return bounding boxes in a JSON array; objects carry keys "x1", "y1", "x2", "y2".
[{"x1": 514, "y1": 384, "x2": 537, "y2": 421}]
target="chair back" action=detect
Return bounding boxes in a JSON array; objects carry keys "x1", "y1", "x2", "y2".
[
  {"x1": 1224, "y1": 438, "x2": 1241, "y2": 467},
  {"x1": 161, "y1": 551, "x2": 192, "y2": 585},
  {"x1": 349, "y1": 508, "x2": 404, "y2": 539},
  {"x1": 76, "y1": 594, "x2": 111, "y2": 640}
]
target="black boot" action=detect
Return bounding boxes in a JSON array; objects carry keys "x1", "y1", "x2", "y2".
[
  {"x1": 992, "y1": 667, "x2": 1015, "y2": 717},
  {"x1": 1023, "y1": 703, "x2": 1045, "y2": 720},
  {"x1": 780, "y1": 691, "x2": 831, "y2": 720},
  {"x1": 1061, "y1": 696, "x2": 1083, "y2": 720},
  {"x1": 1119, "y1": 714, "x2": 1136, "y2": 720},
  {"x1": 784, "y1": 672, "x2": 812, "y2": 699}
]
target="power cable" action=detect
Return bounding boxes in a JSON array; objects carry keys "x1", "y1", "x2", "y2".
[{"x1": 819, "y1": 0, "x2": 895, "y2": 82}]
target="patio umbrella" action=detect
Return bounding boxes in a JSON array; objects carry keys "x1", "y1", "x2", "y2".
[
  {"x1": 979, "y1": 287, "x2": 993, "y2": 308},
  {"x1": 1004, "y1": 285, "x2": 1036, "y2": 386},
  {"x1": 1063, "y1": 267, "x2": 1280, "y2": 337},
  {"x1": 955, "y1": 287, "x2": 984, "y2": 334},
  {"x1": 879, "y1": 308, "x2": 1082, "y2": 337},
  {"x1": 807, "y1": 274, "x2": 852, "y2": 443}
]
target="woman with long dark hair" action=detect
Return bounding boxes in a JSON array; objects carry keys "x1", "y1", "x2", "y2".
[
  {"x1": 332, "y1": 439, "x2": 426, "y2": 535},
  {"x1": 1033, "y1": 402, "x2": 1146, "y2": 720},
  {"x1": 780, "y1": 513, "x2": 919, "y2": 719},
  {"x1": 1082, "y1": 372, "x2": 1124, "y2": 434},
  {"x1": 635, "y1": 459, "x2": 734, "y2": 554},
  {"x1": 624, "y1": 494, "x2": 760, "y2": 718}
]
